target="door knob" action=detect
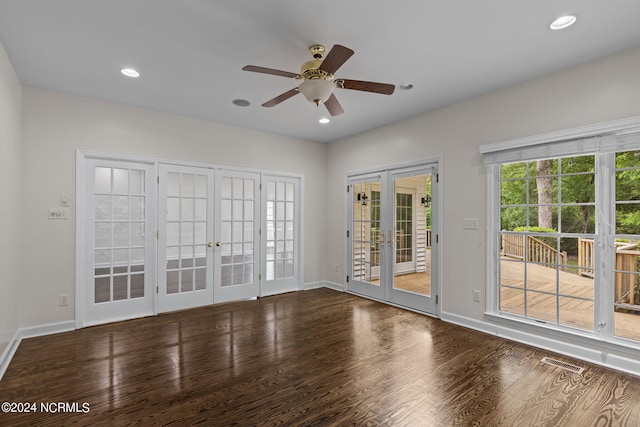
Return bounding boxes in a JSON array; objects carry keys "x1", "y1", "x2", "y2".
[
  {"x1": 207, "y1": 242, "x2": 213, "y2": 247},
  {"x1": 216, "y1": 241, "x2": 222, "y2": 247}
]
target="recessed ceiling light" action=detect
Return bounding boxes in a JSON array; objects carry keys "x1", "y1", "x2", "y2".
[
  {"x1": 232, "y1": 99, "x2": 250, "y2": 107},
  {"x1": 319, "y1": 118, "x2": 330, "y2": 124},
  {"x1": 399, "y1": 83, "x2": 414, "y2": 90},
  {"x1": 549, "y1": 15, "x2": 577, "y2": 30},
  {"x1": 121, "y1": 68, "x2": 140, "y2": 78}
]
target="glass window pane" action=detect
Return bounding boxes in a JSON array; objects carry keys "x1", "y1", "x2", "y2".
[
  {"x1": 221, "y1": 221, "x2": 232, "y2": 243},
  {"x1": 113, "y1": 222, "x2": 129, "y2": 247},
  {"x1": 167, "y1": 271, "x2": 179, "y2": 294},
  {"x1": 95, "y1": 277, "x2": 111, "y2": 303},
  {"x1": 112, "y1": 196, "x2": 129, "y2": 220},
  {"x1": 244, "y1": 179, "x2": 254, "y2": 199},
  {"x1": 167, "y1": 197, "x2": 180, "y2": 221},
  {"x1": 221, "y1": 265, "x2": 232, "y2": 286},
  {"x1": 167, "y1": 173, "x2": 180, "y2": 197},
  {"x1": 95, "y1": 195, "x2": 111, "y2": 220},
  {"x1": 559, "y1": 297, "x2": 593, "y2": 331},
  {"x1": 233, "y1": 178, "x2": 243, "y2": 199},
  {"x1": 95, "y1": 167, "x2": 112, "y2": 194},
  {"x1": 616, "y1": 203, "x2": 640, "y2": 235},
  {"x1": 195, "y1": 222, "x2": 206, "y2": 245},
  {"x1": 267, "y1": 182, "x2": 275, "y2": 200},
  {"x1": 181, "y1": 269, "x2": 193, "y2": 292},
  {"x1": 113, "y1": 275, "x2": 128, "y2": 301},
  {"x1": 113, "y1": 169, "x2": 129, "y2": 194},
  {"x1": 130, "y1": 274, "x2": 144, "y2": 298},
  {"x1": 166, "y1": 222, "x2": 180, "y2": 246},
  {"x1": 244, "y1": 201, "x2": 253, "y2": 221},
  {"x1": 195, "y1": 268, "x2": 206, "y2": 290},
  {"x1": 95, "y1": 223, "x2": 111, "y2": 248},
  {"x1": 221, "y1": 200, "x2": 232, "y2": 221},
  {"x1": 181, "y1": 223, "x2": 193, "y2": 245},
  {"x1": 526, "y1": 291, "x2": 557, "y2": 323},
  {"x1": 129, "y1": 170, "x2": 144, "y2": 195},
  {"x1": 195, "y1": 199, "x2": 206, "y2": 221},
  {"x1": 195, "y1": 175, "x2": 207, "y2": 198},
  {"x1": 181, "y1": 198, "x2": 194, "y2": 221},
  {"x1": 221, "y1": 177, "x2": 232, "y2": 199},
  {"x1": 131, "y1": 196, "x2": 145, "y2": 221},
  {"x1": 233, "y1": 200, "x2": 243, "y2": 221},
  {"x1": 182, "y1": 174, "x2": 194, "y2": 198},
  {"x1": 286, "y1": 183, "x2": 294, "y2": 201}
]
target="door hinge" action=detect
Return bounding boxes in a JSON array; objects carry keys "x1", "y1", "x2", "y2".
[
  {"x1": 346, "y1": 230, "x2": 350, "y2": 238},
  {"x1": 436, "y1": 234, "x2": 439, "y2": 243},
  {"x1": 436, "y1": 174, "x2": 439, "y2": 183},
  {"x1": 436, "y1": 295, "x2": 438, "y2": 304},
  {"x1": 347, "y1": 185, "x2": 350, "y2": 193},
  {"x1": 156, "y1": 286, "x2": 159, "y2": 294},
  {"x1": 260, "y1": 183, "x2": 262, "y2": 191},
  {"x1": 346, "y1": 275, "x2": 350, "y2": 283},
  {"x1": 156, "y1": 230, "x2": 159, "y2": 239},
  {"x1": 259, "y1": 228, "x2": 262, "y2": 236},
  {"x1": 259, "y1": 273, "x2": 262, "y2": 280},
  {"x1": 157, "y1": 176, "x2": 160, "y2": 184}
]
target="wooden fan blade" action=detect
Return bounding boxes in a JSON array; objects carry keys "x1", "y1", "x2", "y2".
[
  {"x1": 319, "y1": 45, "x2": 354, "y2": 75},
  {"x1": 262, "y1": 88, "x2": 299, "y2": 107},
  {"x1": 242, "y1": 65, "x2": 299, "y2": 79},
  {"x1": 324, "y1": 93, "x2": 344, "y2": 116},
  {"x1": 341, "y1": 79, "x2": 395, "y2": 95}
]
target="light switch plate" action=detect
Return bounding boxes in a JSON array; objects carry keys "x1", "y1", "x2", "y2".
[{"x1": 463, "y1": 218, "x2": 479, "y2": 229}]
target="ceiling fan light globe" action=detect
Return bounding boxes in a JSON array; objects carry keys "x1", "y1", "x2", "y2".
[{"x1": 299, "y1": 79, "x2": 335, "y2": 105}]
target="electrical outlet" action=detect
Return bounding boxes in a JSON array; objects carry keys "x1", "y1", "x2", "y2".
[
  {"x1": 473, "y1": 289, "x2": 481, "y2": 302},
  {"x1": 48, "y1": 207, "x2": 69, "y2": 220},
  {"x1": 59, "y1": 294, "x2": 69, "y2": 307}
]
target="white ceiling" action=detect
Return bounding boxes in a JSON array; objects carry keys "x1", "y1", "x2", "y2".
[{"x1": 1, "y1": 1, "x2": 640, "y2": 143}]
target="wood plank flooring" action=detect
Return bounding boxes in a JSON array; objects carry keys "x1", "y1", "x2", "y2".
[{"x1": 2, "y1": 288, "x2": 640, "y2": 426}]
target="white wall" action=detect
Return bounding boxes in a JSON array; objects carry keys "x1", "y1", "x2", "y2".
[
  {"x1": 0, "y1": 40, "x2": 21, "y2": 355},
  {"x1": 327, "y1": 46, "x2": 640, "y2": 328},
  {"x1": 20, "y1": 88, "x2": 327, "y2": 328}
]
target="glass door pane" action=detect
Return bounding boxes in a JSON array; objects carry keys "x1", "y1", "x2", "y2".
[
  {"x1": 262, "y1": 175, "x2": 301, "y2": 296},
  {"x1": 348, "y1": 177, "x2": 385, "y2": 301},
  {"x1": 388, "y1": 168, "x2": 438, "y2": 314}
]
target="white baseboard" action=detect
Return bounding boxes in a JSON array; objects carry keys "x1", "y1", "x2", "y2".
[
  {"x1": 441, "y1": 311, "x2": 640, "y2": 377},
  {"x1": 304, "y1": 281, "x2": 345, "y2": 291},
  {"x1": 0, "y1": 330, "x2": 21, "y2": 381},
  {"x1": 0, "y1": 321, "x2": 76, "y2": 381},
  {"x1": 320, "y1": 281, "x2": 345, "y2": 291}
]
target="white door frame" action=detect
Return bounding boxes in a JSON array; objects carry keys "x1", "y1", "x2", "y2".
[
  {"x1": 344, "y1": 158, "x2": 442, "y2": 318},
  {"x1": 77, "y1": 151, "x2": 305, "y2": 327}
]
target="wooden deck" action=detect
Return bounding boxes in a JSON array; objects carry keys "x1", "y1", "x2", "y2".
[{"x1": 500, "y1": 259, "x2": 640, "y2": 341}]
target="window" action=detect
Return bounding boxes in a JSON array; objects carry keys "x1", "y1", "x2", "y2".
[
  {"x1": 486, "y1": 129, "x2": 640, "y2": 346},
  {"x1": 498, "y1": 155, "x2": 596, "y2": 331}
]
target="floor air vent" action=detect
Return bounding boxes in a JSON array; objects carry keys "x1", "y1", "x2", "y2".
[{"x1": 541, "y1": 357, "x2": 584, "y2": 374}]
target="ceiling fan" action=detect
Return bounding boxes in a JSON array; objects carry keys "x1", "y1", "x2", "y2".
[{"x1": 242, "y1": 44, "x2": 395, "y2": 116}]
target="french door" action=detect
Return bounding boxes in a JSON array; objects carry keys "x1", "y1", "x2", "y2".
[
  {"x1": 157, "y1": 165, "x2": 214, "y2": 312},
  {"x1": 81, "y1": 155, "x2": 301, "y2": 325},
  {"x1": 347, "y1": 164, "x2": 439, "y2": 315},
  {"x1": 214, "y1": 170, "x2": 261, "y2": 303},
  {"x1": 82, "y1": 159, "x2": 156, "y2": 326}
]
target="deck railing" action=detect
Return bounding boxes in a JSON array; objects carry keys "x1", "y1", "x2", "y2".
[
  {"x1": 501, "y1": 234, "x2": 567, "y2": 266},
  {"x1": 577, "y1": 238, "x2": 639, "y2": 306}
]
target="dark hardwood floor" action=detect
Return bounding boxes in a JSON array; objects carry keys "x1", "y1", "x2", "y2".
[{"x1": 1, "y1": 288, "x2": 640, "y2": 426}]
